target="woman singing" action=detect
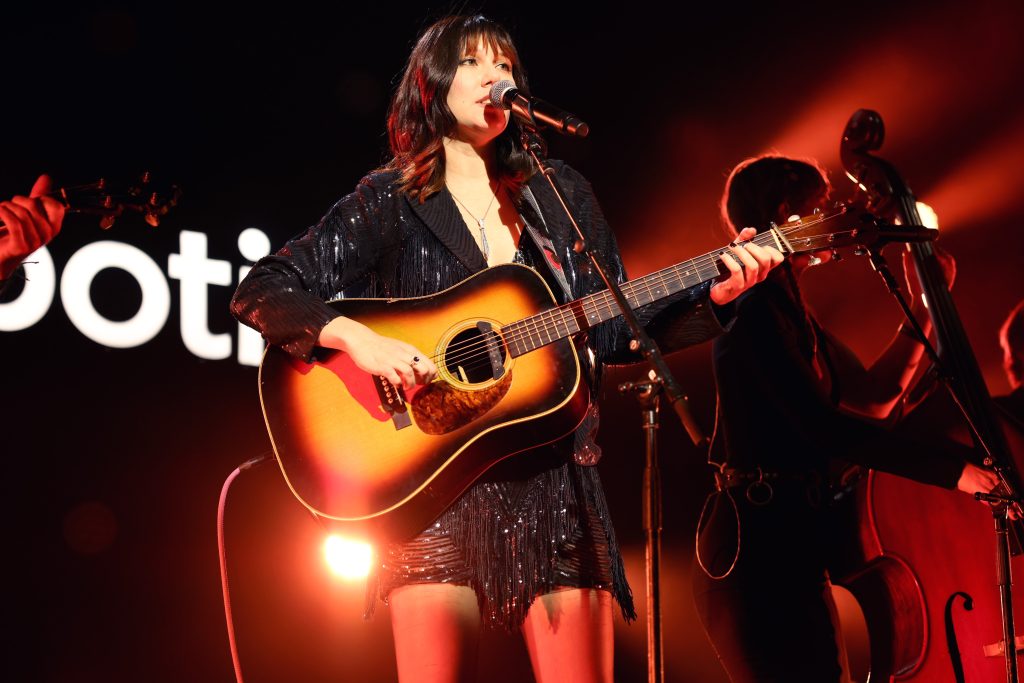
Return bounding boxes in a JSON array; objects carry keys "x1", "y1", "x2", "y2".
[{"x1": 232, "y1": 16, "x2": 781, "y2": 683}]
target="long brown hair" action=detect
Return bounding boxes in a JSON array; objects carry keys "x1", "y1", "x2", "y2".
[{"x1": 385, "y1": 15, "x2": 535, "y2": 201}]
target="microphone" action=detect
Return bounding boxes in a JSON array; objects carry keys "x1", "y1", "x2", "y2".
[{"x1": 489, "y1": 80, "x2": 589, "y2": 137}]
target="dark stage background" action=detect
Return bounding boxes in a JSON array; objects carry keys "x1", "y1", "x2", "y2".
[{"x1": 4, "y1": 2, "x2": 1024, "y2": 681}]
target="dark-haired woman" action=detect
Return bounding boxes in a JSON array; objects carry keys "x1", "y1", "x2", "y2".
[
  {"x1": 231, "y1": 15, "x2": 782, "y2": 683},
  {"x1": 692, "y1": 155, "x2": 999, "y2": 682}
]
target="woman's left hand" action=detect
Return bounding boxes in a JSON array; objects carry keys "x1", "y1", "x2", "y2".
[{"x1": 710, "y1": 227, "x2": 785, "y2": 305}]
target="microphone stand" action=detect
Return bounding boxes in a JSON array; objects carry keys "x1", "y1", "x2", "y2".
[
  {"x1": 865, "y1": 245, "x2": 1022, "y2": 682},
  {"x1": 517, "y1": 125, "x2": 707, "y2": 447},
  {"x1": 518, "y1": 124, "x2": 706, "y2": 683},
  {"x1": 619, "y1": 377, "x2": 665, "y2": 683}
]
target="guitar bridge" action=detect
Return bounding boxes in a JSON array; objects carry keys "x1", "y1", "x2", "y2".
[{"x1": 373, "y1": 375, "x2": 412, "y2": 430}]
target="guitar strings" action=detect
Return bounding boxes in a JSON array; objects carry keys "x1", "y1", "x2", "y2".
[
  {"x1": 435, "y1": 228, "x2": 780, "y2": 365},
  {"x1": 431, "y1": 259, "x2": 717, "y2": 369},
  {"x1": 423, "y1": 219, "x2": 853, "y2": 369},
  {"x1": 428, "y1": 221, "x2": 851, "y2": 368},
  {"x1": 431, "y1": 224, "x2": 850, "y2": 369}
]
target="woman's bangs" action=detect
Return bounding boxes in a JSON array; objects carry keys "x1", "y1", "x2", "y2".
[{"x1": 460, "y1": 25, "x2": 517, "y2": 68}]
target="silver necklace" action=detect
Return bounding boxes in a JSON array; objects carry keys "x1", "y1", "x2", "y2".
[{"x1": 449, "y1": 187, "x2": 498, "y2": 259}]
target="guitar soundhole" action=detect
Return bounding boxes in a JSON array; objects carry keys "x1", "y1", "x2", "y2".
[{"x1": 443, "y1": 326, "x2": 507, "y2": 385}]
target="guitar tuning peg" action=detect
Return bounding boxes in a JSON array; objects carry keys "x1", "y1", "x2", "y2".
[
  {"x1": 830, "y1": 249, "x2": 842, "y2": 261},
  {"x1": 853, "y1": 246, "x2": 868, "y2": 257},
  {"x1": 99, "y1": 216, "x2": 116, "y2": 230},
  {"x1": 807, "y1": 255, "x2": 822, "y2": 267},
  {"x1": 813, "y1": 207, "x2": 821, "y2": 215}
]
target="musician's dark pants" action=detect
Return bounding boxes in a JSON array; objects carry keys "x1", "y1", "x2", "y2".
[{"x1": 692, "y1": 481, "x2": 844, "y2": 683}]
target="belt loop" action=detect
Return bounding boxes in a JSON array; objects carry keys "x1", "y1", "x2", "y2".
[{"x1": 745, "y1": 467, "x2": 774, "y2": 505}]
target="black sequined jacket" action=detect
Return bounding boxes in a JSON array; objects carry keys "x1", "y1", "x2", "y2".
[{"x1": 231, "y1": 160, "x2": 728, "y2": 628}]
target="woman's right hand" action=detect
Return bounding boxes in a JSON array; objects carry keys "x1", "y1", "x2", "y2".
[{"x1": 318, "y1": 316, "x2": 438, "y2": 388}]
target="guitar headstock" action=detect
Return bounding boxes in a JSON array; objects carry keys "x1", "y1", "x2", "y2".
[
  {"x1": 58, "y1": 172, "x2": 182, "y2": 229},
  {"x1": 774, "y1": 204, "x2": 911, "y2": 256}
]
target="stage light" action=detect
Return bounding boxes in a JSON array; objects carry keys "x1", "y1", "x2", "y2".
[
  {"x1": 323, "y1": 535, "x2": 373, "y2": 580},
  {"x1": 916, "y1": 202, "x2": 939, "y2": 231}
]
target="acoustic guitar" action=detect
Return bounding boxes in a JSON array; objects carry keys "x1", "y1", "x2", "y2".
[{"x1": 258, "y1": 207, "x2": 911, "y2": 540}]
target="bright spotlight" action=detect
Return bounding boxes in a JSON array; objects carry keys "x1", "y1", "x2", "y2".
[
  {"x1": 916, "y1": 201, "x2": 939, "y2": 230},
  {"x1": 323, "y1": 535, "x2": 373, "y2": 580}
]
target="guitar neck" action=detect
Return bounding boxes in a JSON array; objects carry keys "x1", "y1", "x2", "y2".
[{"x1": 504, "y1": 229, "x2": 789, "y2": 357}]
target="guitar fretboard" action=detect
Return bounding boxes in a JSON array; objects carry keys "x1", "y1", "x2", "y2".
[{"x1": 502, "y1": 230, "x2": 788, "y2": 357}]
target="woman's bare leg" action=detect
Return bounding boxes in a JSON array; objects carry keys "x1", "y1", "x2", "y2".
[
  {"x1": 389, "y1": 583, "x2": 481, "y2": 683},
  {"x1": 522, "y1": 587, "x2": 614, "y2": 683}
]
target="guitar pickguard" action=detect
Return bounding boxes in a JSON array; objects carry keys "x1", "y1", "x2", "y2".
[{"x1": 412, "y1": 372, "x2": 513, "y2": 435}]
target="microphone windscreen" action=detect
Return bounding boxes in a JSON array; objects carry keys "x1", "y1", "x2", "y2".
[{"x1": 489, "y1": 80, "x2": 518, "y2": 109}]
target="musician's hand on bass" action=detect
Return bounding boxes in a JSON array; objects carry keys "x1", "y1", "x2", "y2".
[
  {"x1": 710, "y1": 227, "x2": 785, "y2": 306},
  {"x1": 957, "y1": 462, "x2": 1020, "y2": 520},
  {"x1": 318, "y1": 316, "x2": 438, "y2": 389},
  {"x1": 958, "y1": 461, "x2": 999, "y2": 495}
]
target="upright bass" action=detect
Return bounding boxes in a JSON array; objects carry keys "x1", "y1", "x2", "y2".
[{"x1": 830, "y1": 109, "x2": 1024, "y2": 682}]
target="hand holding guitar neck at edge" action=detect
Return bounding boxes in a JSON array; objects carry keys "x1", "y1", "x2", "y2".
[
  {"x1": 710, "y1": 226, "x2": 785, "y2": 306},
  {"x1": 0, "y1": 174, "x2": 65, "y2": 280}
]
